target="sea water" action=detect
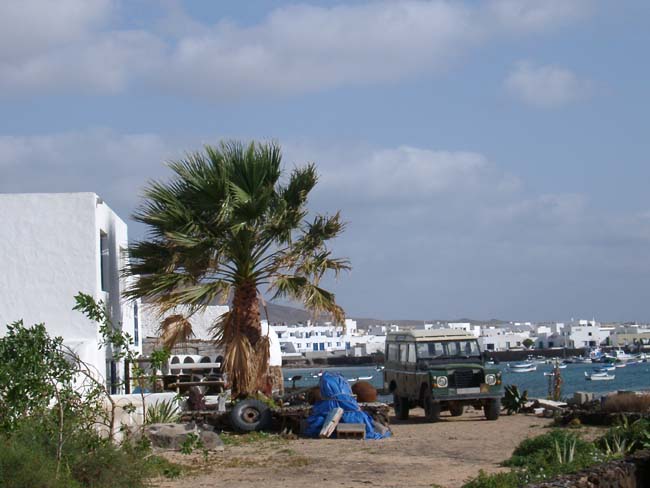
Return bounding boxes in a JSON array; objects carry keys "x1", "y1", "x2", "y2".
[{"x1": 284, "y1": 362, "x2": 650, "y2": 399}]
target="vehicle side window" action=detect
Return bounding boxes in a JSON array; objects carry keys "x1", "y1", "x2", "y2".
[
  {"x1": 399, "y1": 343, "x2": 409, "y2": 363},
  {"x1": 387, "y1": 343, "x2": 399, "y2": 362},
  {"x1": 407, "y1": 343, "x2": 416, "y2": 363}
]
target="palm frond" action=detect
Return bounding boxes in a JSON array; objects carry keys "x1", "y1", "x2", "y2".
[{"x1": 158, "y1": 314, "x2": 194, "y2": 350}]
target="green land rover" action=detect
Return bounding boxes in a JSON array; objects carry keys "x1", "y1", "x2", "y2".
[{"x1": 383, "y1": 329, "x2": 503, "y2": 421}]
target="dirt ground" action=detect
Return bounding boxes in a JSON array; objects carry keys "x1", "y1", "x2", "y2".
[{"x1": 152, "y1": 409, "x2": 565, "y2": 488}]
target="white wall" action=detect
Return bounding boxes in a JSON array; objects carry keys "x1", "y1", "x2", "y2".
[
  {"x1": 0, "y1": 193, "x2": 134, "y2": 386},
  {"x1": 140, "y1": 304, "x2": 282, "y2": 367}
]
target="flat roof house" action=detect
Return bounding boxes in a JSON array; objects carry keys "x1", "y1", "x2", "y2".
[{"x1": 0, "y1": 192, "x2": 139, "y2": 391}]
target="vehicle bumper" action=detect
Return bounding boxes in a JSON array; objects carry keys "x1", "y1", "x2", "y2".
[{"x1": 432, "y1": 391, "x2": 503, "y2": 402}]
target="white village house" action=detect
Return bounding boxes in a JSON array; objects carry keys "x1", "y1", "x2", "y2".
[{"x1": 0, "y1": 192, "x2": 139, "y2": 390}]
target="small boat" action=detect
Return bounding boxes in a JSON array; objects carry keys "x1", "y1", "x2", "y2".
[
  {"x1": 584, "y1": 371, "x2": 615, "y2": 381},
  {"x1": 574, "y1": 357, "x2": 592, "y2": 364},
  {"x1": 615, "y1": 363, "x2": 627, "y2": 369},
  {"x1": 375, "y1": 365, "x2": 385, "y2": 371},
  {"x1": 508, "y1": 362, "x2": 537, "y2": 373},
  {"x1": 593, "y1": 366, "x2": 615, "y2": 373}
]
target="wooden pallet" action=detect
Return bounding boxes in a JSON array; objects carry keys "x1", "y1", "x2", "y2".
[{"x1": 336, "y1": 423, "x2": 366, "y2": 439}]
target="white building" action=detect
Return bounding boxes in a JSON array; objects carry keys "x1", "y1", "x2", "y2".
[
  {"x1": 271, "y1": 318, "x2": 384, "y2": 357},
  {"x1": 448, "y1": 322, "x2": 481, "y2": 338},
  {"x1": 0, "y1": 193, "x2": 138, "y2": 390},
  {"x1": 479, "y1": 326, "x2": 531, "y2": 351}
]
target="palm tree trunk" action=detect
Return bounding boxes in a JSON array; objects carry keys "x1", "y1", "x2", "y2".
[{"x1": 232, "y1": 280, "x2": 261, "y2": 346}]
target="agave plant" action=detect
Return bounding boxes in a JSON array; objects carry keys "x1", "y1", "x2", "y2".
[
  {"x1": 125, "y1": 141, "x2": 349, "y2": 397},
  {"x1": 503, "y1": 384, "x2": 529, "y2": 415},
  {"x1": 145, "y1": 399, "x2": 181, "y2": 424}
]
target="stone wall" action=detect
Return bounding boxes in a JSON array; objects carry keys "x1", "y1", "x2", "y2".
[{"x1": 526, "y1": 450, "x2": 650, "y2": 488}]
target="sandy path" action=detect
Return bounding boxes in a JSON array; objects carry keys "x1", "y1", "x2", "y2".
[{"x1": 153, "y1": 408, "x2": 555, "y2": 488}]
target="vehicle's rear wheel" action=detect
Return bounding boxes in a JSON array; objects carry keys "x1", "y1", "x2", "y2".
[
  {"x1": 393, "y1": 393, "x2": 409, "y2": 420},
  {"x1": 449, "y1": 403, "x2": 464, "y2": 417},
  {"x1": 423, "y1": 394, "x2": 441, "y2": 422},
  {"x1": 484, "y1": 398, "x2": 501, "y2": 421}
]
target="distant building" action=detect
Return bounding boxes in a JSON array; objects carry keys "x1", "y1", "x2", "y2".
[{"x1": 0, "y1": 193, "x2": 138, "y2": 390}]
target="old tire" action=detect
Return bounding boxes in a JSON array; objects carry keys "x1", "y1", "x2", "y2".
[
  {"x1": 423, "y1": 395, "x2": 441, "y2": 422},
  {"x1": 484, "y1": 398, "x2": 501, "y2": 421},
  {"x1": 449, "y1": 403, "x2": 464, "y2": 417},
  {"x1": 394, "y1": 394, "x2": 409, "y2": 420},
  {"x1": 230, "y1": 399, "x2": 272, "y2": 432}
]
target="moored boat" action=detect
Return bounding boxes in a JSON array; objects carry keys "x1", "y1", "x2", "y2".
[
  {"x1": 508, "y1": 362, "x2": 537, "y2": 373},
  {"x1": 584, "y1": 371, "x2": 615, "y2": 381}
]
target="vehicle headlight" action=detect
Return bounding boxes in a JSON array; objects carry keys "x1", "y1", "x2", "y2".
[
  {"x1": 436, "y1": 376, "x2": 448, "y2": 388},
  {"x1": 485, "y1": 374, "x2": 497, "y2": 386}
]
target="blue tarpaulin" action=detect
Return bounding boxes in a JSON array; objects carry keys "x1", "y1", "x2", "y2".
[{"x1": 304, "y1": 372, "x2": 391, "y2": 439}]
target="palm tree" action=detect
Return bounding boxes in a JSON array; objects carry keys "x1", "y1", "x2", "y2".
[{"x1": 125, "y1": 141, "x2": 349, "y2": 397}]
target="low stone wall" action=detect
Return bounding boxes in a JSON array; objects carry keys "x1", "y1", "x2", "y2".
[{"x1": 526, "y1": 450, "x2": 650, "y2": 488}]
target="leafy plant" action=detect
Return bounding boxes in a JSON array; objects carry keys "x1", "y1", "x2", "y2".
[
  {"x1": 504, "y1": 429, "x2": 600, "y2": 479},
  {"x1": 180, "y1": 432, "x2": 204, "y2": 455},
  {"x1": 596, "y1": 417, "x2": 650, "y2": 455},
  {"x1": 503, "y1": 385, "x2": 528, "y2": 415},
  {"x1": 462, "y1": 469, "x2": 525, "y2": 488},
  {"x1": 554, "y1": 436, "x2": 576, "y2": 464},
  {"x1": 145, "y1": 399, "x2": 181, "y2": 425}
]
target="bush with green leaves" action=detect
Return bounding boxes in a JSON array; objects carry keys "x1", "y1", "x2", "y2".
[
  {"x1": 0, "y1": 307, "x2": 182, "y2": 488},
  {"x1": 504, "y1": 429, "x2": 603, "y2": 479},
  {"x1": 145, "y1": 398, "x2": 181, "y2": 424},
  {"x1": 596, "y1": 417, "x2": 650, "y2": 456},
  {"x1": 462, "y1": 469, "x2": 526, "y2": 488}
]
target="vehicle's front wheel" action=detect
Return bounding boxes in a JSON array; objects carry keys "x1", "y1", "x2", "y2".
[
  {"x1": 423, "y1": 394, "x2": 441, "y2": 422},
  {"x1": 484, "y1": 398, "x2": 501, "y2": 421},
  {"x1": 393, "y1": 393, "x2": 409, "y2": 420}
]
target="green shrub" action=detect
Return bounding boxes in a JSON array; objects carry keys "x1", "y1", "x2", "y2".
[
  {"x1": 145, "y1": 399, "x2": 181, "y2": 424},
  {"x1": 0, "y1": 433, "x2": 78, "y2": 488},
  {"x1": 462, "y1": 469, "x2": 525, "y2": 488},
  {"x1": 597, "y1": 418, "x2": 650, "y2": 455},
  {"x1": 504, "y1": 429, "x2": 602, "y2": 479}
]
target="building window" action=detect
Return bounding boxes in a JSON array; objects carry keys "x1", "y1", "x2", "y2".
[
  {"x1": 100, "y1": 231, "x2": 109, "y2": 291},
  {"x1": 133, "y1": 302, "x2": 139, "y2": 345}
]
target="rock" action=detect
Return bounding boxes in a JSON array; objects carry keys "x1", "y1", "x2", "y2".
[{"x1": 145, "y1": 423, "x2": 224, "y2": 451}]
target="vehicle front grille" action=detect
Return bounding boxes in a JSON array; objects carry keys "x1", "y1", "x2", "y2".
[{"x1": 451, "y1": 370, "x2": 482, "y2": 388}]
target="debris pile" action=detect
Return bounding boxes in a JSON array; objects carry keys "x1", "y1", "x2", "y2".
[{"x1": 303, "y1": 372, "x2": 391, "y2": 439}]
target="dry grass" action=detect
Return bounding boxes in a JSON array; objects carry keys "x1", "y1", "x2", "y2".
[{"x1": 603, "y1": 393, "x2": 650, "y2": 413}]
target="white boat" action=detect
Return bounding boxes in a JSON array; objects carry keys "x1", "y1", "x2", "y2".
[
  {"x1": 584, "y1": 371, "x2": 615, "y2": 381},
  {"x1": 615, "y1": 363, "x2": 627, "y2": 369},
  {"x1": 508, "y1": 362, "x2": 537, "y2": 373},
  {"x1": 574, "y1": 357, "x2": 592, "y2": 364}
]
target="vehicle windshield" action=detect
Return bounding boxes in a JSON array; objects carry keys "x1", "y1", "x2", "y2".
[{"x1": 417, "y1": 340, "x2": 481, "y2": 359}]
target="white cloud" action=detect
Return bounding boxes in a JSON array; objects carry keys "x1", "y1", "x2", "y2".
[
  {"x1": 0, "y1": 0, "x2": 111, "y2": 62},
  {"x1": 0, "y1": 0, "x2": 592, "y2": 99},
  {"x1": 487, "y1": 0, "x2": 591, "y2": 32},
  {"x1": 505, "y1": 60, "x2": 592, "y2": 108}
]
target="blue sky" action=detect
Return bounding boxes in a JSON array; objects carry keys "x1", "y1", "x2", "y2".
[{"x1": 1, "y1": 0, "x2": 649, "y2": 322}]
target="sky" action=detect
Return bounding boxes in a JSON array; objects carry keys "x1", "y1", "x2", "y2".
[{"x1": 1, "y1": 0, "x2": 649, "y2": 322}]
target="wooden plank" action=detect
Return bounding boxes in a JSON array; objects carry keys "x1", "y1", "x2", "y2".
[
  {"x1": 319, "y1": 407, "x2": 343, "y2": 438},
  {"x1": 336, "y1": 423, "x2": 366, "y2": 439}
]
